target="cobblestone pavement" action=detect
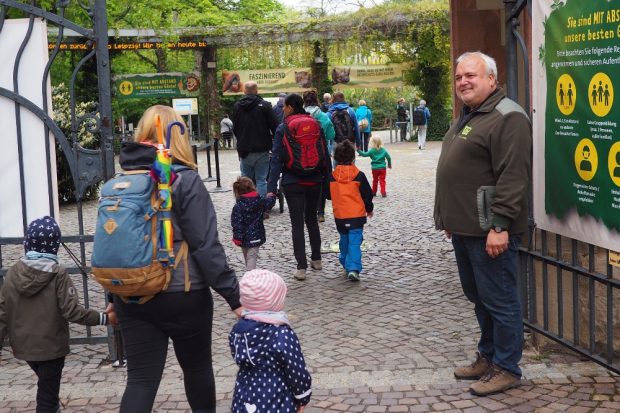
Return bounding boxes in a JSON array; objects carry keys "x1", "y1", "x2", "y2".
[{"x1": 1, "y1": 131, "x2": 618, "y2": 412}]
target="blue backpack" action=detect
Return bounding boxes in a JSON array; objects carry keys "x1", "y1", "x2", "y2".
[{"x1": 91, "y1": 169, "x2": 188, "y2": 304}]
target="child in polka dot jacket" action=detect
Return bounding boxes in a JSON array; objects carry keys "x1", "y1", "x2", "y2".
[{"x1": 229, "y1": 269, "x2": 312, "y2": 412}]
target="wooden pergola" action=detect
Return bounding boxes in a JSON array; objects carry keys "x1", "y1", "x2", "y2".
[{"x1": 53, "y1": 7, "x2": 448, "y2": 137}]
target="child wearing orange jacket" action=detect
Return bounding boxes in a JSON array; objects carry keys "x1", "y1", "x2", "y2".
[{"x1": 327, "y1": 141, "x2": 374, "y2": 281}]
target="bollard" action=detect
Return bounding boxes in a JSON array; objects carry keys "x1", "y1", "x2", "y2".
[
  {"x1": 214, "y1": 138, "x2": 222, "y2": 188},
  {"x1": 200, "y1": 140, "x2": 217, "y2": 182},
  {"x1": 207, "y1": 137, "x2": 231, "y2": 193},
  {"x1": 206, "y1": 143, "x2": 213, "y2": 178}
]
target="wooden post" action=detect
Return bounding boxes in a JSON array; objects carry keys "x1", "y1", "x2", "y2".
[{"x1": 199, "y1": 45, "x2": 221, "y2": 142}]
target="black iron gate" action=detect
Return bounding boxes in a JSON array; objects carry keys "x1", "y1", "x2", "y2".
[
  {"x1": 0, "y1": 0, "x2": 113, "y2": 347},
  {"x1": 505, "y1": 0, "x2": 620, "y2": 374}
]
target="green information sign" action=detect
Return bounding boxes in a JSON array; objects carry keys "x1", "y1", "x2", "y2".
[
  {"x1": 544, "y1": 0, "x2": 620, "y2": 232},
  {"x1": 113, "y1": 73, "x2": 201, "y2": 99}
]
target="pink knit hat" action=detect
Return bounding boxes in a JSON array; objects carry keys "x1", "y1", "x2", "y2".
[{"x1": 240, "y1": 269, "x2": 287, "y2": 312}]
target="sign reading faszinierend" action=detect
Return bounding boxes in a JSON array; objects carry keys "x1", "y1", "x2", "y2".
[
  {"x1": 221, "y1": 68, "x2": 313, "y2": 95},
  {"x1": 221, "y1": 64, "x2": 409, "y2": 95},
  {"x1": 533, "y1": 0, "x2": 620, "y2": 250}
]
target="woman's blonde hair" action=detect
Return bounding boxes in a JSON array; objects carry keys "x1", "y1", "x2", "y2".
[
  {"x1": 370, "y1": 136, "x2": 383, "y2": 149},
  {"x1": 135, "y1": 105, "x2": 196, "y2": 169},
  {"x1": 359, "y1": 99, "x2": 366, "y2": 106}
]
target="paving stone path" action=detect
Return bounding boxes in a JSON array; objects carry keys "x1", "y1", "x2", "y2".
[{"x1": 1, "y1": 131, "x2": 618, "y2": 412}]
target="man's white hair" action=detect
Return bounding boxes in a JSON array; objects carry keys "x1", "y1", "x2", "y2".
[
  {"x1": 456, "y1": 51, "x2": 498, "y2": 78},
  {"x1": 323, "y1": 93, "x2": 332, "y2": 100},
  {"x1": 419, "y1": 99, "x2": 426, "y2": 106}
]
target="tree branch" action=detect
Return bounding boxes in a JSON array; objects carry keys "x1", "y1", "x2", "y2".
[{"x1": 132, "y1": 50, "x2": 158, "y2": 71}]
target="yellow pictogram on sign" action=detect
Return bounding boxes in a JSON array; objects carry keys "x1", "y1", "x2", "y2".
[
  {"x1": 608, "y1": 141, "x2": 620, "y2": 187},
  {"x1": 588, "y1": 72, "x2": 613, "y2": 117},
  {"x1": 118, "y1": 81, "x2": 134, "y2": 96},
  {"x1": 574, "y1": 138, "x2": 598, "y2": 182},
  {"x1": 556, "y1": 74, "x2": 576, "y2": 115}
]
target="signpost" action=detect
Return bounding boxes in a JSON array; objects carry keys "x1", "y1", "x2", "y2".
[{"x1": 172, "y1": 98, "x2": 199, "y2": 139}]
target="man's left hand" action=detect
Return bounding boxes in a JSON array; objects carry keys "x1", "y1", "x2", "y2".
[{"x1": 486, "y1": 230, "x2": 509, "y2": 258}]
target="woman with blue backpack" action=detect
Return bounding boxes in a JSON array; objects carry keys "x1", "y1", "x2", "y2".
[{"x1": 107, "y1": 105, "x2": 242, "y2": 413}]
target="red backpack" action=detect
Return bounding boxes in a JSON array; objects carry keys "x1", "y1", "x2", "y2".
[{"x1": 282, "y1": 114, "x2": 326, "y2": 176}]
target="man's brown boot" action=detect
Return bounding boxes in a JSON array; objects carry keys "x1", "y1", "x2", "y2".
[
  {"x1": 454, "y1": 352, "x2": 490, "y2": 380},
  {"x1": 469, "y1": 364, "x2": 521, "y2": 396}
]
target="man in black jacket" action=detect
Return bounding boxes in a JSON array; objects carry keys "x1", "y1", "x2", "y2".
[
  {"x1": 232, "y1": 81, "x2": 280, "y2": 197},
  {"x1": 434, "y1": 51, "x2": 531, "y2": 397}
]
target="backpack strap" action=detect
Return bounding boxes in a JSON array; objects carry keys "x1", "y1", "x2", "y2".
[
  {"x1": 121, "y1": 169, "x2": 151, "y2": 175},
  {"x1": 173, "y1": 241, "x2": 190, "y2": 292}
]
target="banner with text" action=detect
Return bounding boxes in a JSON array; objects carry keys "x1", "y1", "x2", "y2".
[
  {"x1": 221, "y1": 68, "x2": 312, "y2": 95},
  {"x1": 330, "y1": 64, "x2": 408, "y2": 89},
  {"x1": 114, "y1": 73, "x2": 201, "y2": 99},
  {"x1": 533, "y1": 0, "x2": 620, "y2": 250}
]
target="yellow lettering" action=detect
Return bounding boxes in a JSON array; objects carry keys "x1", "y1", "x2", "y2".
[{"x1": 607, "y1": 9, "x2": 620, "y2": 23}]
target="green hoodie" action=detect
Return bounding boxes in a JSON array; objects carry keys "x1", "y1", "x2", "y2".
[
  {"x1": 306, "y1": 106, "x2": 335, "y2": 141},
  {"x1": 357, "y1": 147, "x2": 392, "y2": 170}
]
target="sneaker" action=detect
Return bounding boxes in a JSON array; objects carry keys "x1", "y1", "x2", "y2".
[
  {"x1": 469, "y1": 364, "x2": 521, "y2": 396},
  {"x1": 294, "y1": 269, "x2": 307, "y2": 280},
  {"x1": 454, "y1": 352, "x2": 490, "y2": 380},
  {"x1": 112, "y1": 359, "x2": 127, "y2": 368},
  {"x1": 347, "y1": 271, "x2": 360, "y2": 281},
  {"x1": 317, "y1": 214, "x2": 325, "y2": 223},
  {"x1": 310, "y1": 260, "x2": 322, "y2": 270}
]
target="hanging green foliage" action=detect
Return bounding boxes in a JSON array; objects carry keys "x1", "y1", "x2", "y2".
[{"x1": 404, "y1": 8, "x2": 452, "y2": 140}]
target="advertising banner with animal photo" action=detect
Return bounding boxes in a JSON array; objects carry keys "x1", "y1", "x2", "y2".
[
  {"x1": 221, "y1": 68, "x2": 312, "y2": 95},
  {"x1": 533, "y1": 0, "x2": 620, "y2": 251},
  {"x1": 114, "y1": 72, "x2": 201, "y2": 99},
  {"x1": 329, "y1": 64, "x2": 409, "y2": 89}
]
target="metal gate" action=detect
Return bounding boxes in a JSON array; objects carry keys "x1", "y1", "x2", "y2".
[
  {"x1": 505, "y1": 0, "x2": 620, "y2": 374},
  {"x1": 0, "y1": 0, "x2": 113, "y2": 346}
]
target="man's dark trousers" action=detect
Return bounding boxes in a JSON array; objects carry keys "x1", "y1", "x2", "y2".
[{"x1": 451, "y1": 234, "x2": 523, "y2": 378}]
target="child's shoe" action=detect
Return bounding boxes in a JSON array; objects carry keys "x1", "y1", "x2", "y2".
[
  {"x1": 347, "y1": 271, "x2": 360, "y2": 281},
  {"x1": 317, "y1": 213, "x2": 325, "y2": 222},
  {"x1": 310, "y1": 260, "x2": 322, "y2": 270},
  {"x1": 294, "y1": 269, "x2": 307, "y2": 280}
]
